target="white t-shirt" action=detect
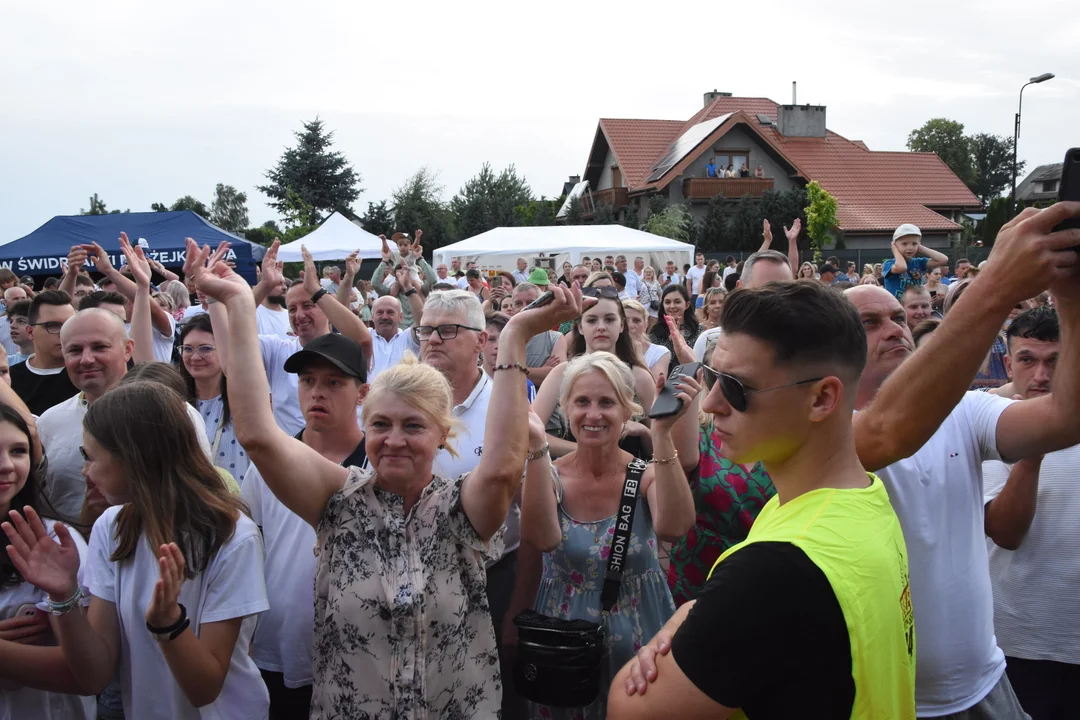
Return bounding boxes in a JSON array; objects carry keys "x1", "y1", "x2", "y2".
[
  {"x1": 241, "y1": 464, "x2": 317, "y2": 687},
  {"x1": 0, "y1": 519, "x2": 94, "y2": 720},
  {"x1": 722, "y1": 266, "x2": 737, "y2": 281},
  {"x1": 693, "y1": 326, "x2": 723, "y2": 361},
  {"x1": 433, "y1": 371, "x2": 520, "y2": 560},
  {"x1": 623, "y1": 270, "x2": 641, "y2": 299},
  {"x1": 126, "y1": 316, "x2": 176, "y2": 364},
  {"x1": 258, "y1": 335, "x2": 305, "y2": 436},
  {"x1": 643, "y1": 343, "x2": 670, "y2": 371},
  {"x1": 255, "y1": 305, "x2": 292, "y2": 340},
  {"x1": 873, "y1": 391, "x2": 1012, "y2": 716},
  {"x1": 182, "y1": 305, "x2": 207, "y2": 320},
  {"x1": 660, "y1": 272, "x2": 681, "y2": 288},
  {"x1": 984, "y1": 444, "x2": 1080, "y2": 665},
  {"x1": 87, "y1": 507, "x2": 270, "y2": 720},
  {"x1": 39, "y1": 394, "x2": 211, "y2": 521},
  {"x1": 685, "y1": 265, "x2": 706, "y2": 295},
  {"x1": 370, "y1": 329, "x2": 420, "y2": 381}
]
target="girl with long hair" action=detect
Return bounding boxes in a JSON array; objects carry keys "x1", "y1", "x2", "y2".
[
  {"x1": 2, "y1": 382, "x2": 270, "y2": 719},
  {"x1": 648, "y1": 284, "x2": 700, "y2": 359},
  {"x1": 699, "y1": 287, "x2": 726, "y2": 330},
  {"x1": 177, "y1": 315, "x2": 249, "y2": 482},
  {"x1": 0, "y1": 400, "x2": 95, "y2": 719},
  {"x1": 797, "y1": 261, "x2": 817, "y2": 280},
  {"x1": 637, "y1": 266, "x2": 662, "y2": 328},
  {"x1": 622, "y1": 299, "x2": 670, "y2": 380}
]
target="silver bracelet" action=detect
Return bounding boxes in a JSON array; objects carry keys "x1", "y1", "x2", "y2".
[{"x1": 526, "y1": 444, "x2": 550, "y2": 461}]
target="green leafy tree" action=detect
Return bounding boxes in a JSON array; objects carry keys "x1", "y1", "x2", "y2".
[
  {"x1": 621, "y1": 200, "x2": 640, "y2": 229},
  {"x1": 592, "y1": 203, "x2": 616, "y2": 225},
  {"x1": 697, "y1": 194, "x2": 729, "y2": 251},
  {"x1": 151, "y1": 202, "x2": 169, "y2": 212},
  {"x1": 81, "y1": 194, "x2": 127, "y2": 215},
  {"x1": 647, "y1": 194, "x2": 668, "y2": 219},
  {"x1": 565, "y1": 196, "x2": 584, "y2": 226},
  {"x1": 259, "y1": 117, "x2": 362, "y2": 223},
  {"x1": 359, "y1": 200, "x2": 395, "y2": 236},
  {"x1": 980, "y1": 196, "x2": 1011, "y2": 247},
  {"x1": 280, "y1": 188, "x2": 318, "y2": 242},
  {"x1": 729, "y1": 196, "x2": 764, "y2": 251},
  {"x1": 244, "y1": 220, "x2": 283, "y2": 247},
  {"x1": 392, "y1": 167, "x2": 450, "y2": 254},
  {"x1": 170, "y1": 195, "x2": 210, "y2": 219},
  {"x1": 907, "y1": 118, "x2": 977, "y2": 190},
  {"x1": 209, "y1": 184, "x2": 249, "y2": 233},
  {"x1": 642, "y1": 204, "x2": 692, "y2": 241},
  {"x1": 804, "y1": 180, "x2": 838, "y2": 262},
  {"x1": 449, "y1": 163, "x2": 533, "y2": 239},
  {"x1": 971, "y1": 133, "x2": 1023, "y2": 207},
  {"x1": 514, "y1": 197, "x2": 559, "y2": 226}
]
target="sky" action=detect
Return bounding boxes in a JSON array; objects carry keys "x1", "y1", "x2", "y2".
[{"x1": 1, "y1": 0, "x2": 1077, "y2": 240}]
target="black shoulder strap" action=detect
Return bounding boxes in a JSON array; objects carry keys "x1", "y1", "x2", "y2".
[{"x1": 600, "y1": 458, "x2": 649, "y2": 613}]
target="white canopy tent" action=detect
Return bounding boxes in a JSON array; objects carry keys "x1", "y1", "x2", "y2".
[
  {"x1": 277, "y1": 212, "x2": 384, "y2": 262},
  {"x1": 432, "y1": 226, "x2": 695, "y2": 275}
]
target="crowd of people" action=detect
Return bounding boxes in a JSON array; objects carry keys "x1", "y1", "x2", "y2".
[{"x1": 0, "y1": 202, "x2": 1075, "y2": 720}]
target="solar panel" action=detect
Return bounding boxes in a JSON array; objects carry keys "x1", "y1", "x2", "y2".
[
  {"x1": 556, "y1": 180, "x2": 590, "y2": 218},
  {"x1": 646, "y1": 114, "x2": 731, "y2": 183}
]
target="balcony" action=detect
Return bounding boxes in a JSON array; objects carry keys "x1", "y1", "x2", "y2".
[
  {"x1": 582, "y1": 187, "x2": 629, "y2": 215},
  {"x1": 682, "y1": 177, "x2": 774, "y2": 201}
]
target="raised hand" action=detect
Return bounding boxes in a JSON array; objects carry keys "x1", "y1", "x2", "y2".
[
  {"x1": 2, "y1": 507, "x2": 81, "y2": 600},
  {"x1": 260, "y1": 239, "x2": 284, "y2": 288},
  {"x1": 412, "y1": 230, "x2": 424, "y2": 258},
  {"x1": 527, "y1": 410, "x2": 547, "y2": 449},
  {"x1": 785, "y1": 217, "x2": 802, "y2": 243},
  {"x1": 344, "y1": 250, "x2": 361, "y2": 278},
  {"x1": 190, "y1": 238, "x2": 251, "y2": 305},
  {"x1": 651, "y1": 368, "x2": 702, "y2": 432},
  {"x1": 182, "y1": 237, "x2": 201, "y2": 279},
  {"x1": 300, "y1": 245, "x2": 321, "y2": 295},
  {"x1": 762, "y1": 218, "x2": 774, "y2": 246},
  {"x1": 84, "y1": 242, "x2": 115, "y2": 274},
  {"x1": 508, "y1": 283, "x2": 590, "y2": 338},
  {"x1": 145, "y1": 543, "x2": 186, "y2": 628},
  {"x1": 984, "y1": 203, "x2": 1080, "y2": 304},
  {"x1": 380, "y1": 235, "x2": 391, "y2": 262},
  {"x1": 66, "y1": 245, "x2": 87, "y2": 275},
  {"x1": 394, "y1": 267, "x2": 414, "y2": 290},
  {"x1": 119, "y1": 232, "x2": 152, "y2": 288}
]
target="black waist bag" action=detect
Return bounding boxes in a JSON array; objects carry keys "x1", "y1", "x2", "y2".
[{"x1": 512, "y1": 459, "x2": 647, "y2": 708}]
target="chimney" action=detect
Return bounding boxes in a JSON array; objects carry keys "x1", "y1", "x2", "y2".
[
  {"x1": 777, "y1": 104, "x2": 826, "y2": 138},
  {"x1": 703, "y1": 89, "x2": 733, "y2": 108}
]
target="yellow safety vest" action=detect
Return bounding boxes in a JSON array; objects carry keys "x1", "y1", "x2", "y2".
[{"x1": 708, "y1": 475, "x2": 916, "y2": 719}]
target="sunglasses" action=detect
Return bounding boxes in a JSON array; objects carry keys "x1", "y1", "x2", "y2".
[
  {"x1": 581, "y1": 286, "x2": 620, "y2": 299},
  {"x1": 701, "y1": 363, "x2": 823, "y2": 413}
]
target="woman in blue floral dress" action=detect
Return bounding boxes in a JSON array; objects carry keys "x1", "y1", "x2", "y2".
[{"x1": 521, "y1": 351, "x2": 700, "y2": 719}]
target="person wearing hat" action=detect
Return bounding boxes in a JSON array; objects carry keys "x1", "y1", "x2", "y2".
[
  {"x1": 504, "y1": 277, "x2": 565, "y2": 386},
  {"x1": 817, "y1": 263, "x2": 839, "y2": 285},
  {"x1": 884, "y1": 223, "x2": 949, "y2": 301},
  {"x1": 241, "y1": 332, "x2": 370, "y2": 719}
]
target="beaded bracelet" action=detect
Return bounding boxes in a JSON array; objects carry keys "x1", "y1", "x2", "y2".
[
  {"x1": 494, "y1": 362, "x2": 529, "y2": 376},
  {"x1": 650, "y1": 451, "x2": 679, "y2": 466},
  {"x1": 526, "y1": 444, "x2": 550, "y2": 461},
  {"x1": 46, "y1": 586, "x2": 83, "y2": 616}
]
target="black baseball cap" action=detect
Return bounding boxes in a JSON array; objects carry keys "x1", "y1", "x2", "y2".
[{"x1": 284, "y1": 333, "x2": 368, "y2": 382}]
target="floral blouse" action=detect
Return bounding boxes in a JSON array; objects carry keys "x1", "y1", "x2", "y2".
[
  {"x1": 311, "y1": 466, "x2": 503, "y2": 719},
  {"x1": 667, "y1": 420, "x2": 776, "y2": 606}
]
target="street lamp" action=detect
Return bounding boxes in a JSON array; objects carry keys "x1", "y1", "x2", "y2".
[{"x1": 1011, "y1": 73, "x2": 1055, "y2": 217}]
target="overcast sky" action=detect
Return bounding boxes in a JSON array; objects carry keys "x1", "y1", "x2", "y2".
[{"x1": 1, "y1": 0, "x2": 1077, "y2": 240}]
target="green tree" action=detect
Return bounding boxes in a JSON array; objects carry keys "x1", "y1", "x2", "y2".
[
  {"x1": 209, "y1": 183, "x2": 249, "y2": 233},
  {"x1": 647, "y1": 194, "x2": 668, "y2": 219},
  {"x1": 81, "y1": 193, "x2": 127, "y2": 215},
  {"x1": 642, "y1": 204, "x2": 692, "y2": 241},
  {"x1": 971, "y1": 133, "x2": 1023, "y2": 207},
  {"x1": 151, "y1": 202, "x2": 169, "y2": 212},
  {"x1": 592, "y1": 203, "x2": 616, "y2": 225},
  {"x1": 980, "y1": 196, "x2": 1010, "y2": 247},
  {"x1": 359, "y1": 200, "x2": 395, "y2": 236},
  {"x1": 697, "y1": 194, "x2": 729, "y2": 251},
  {"x1": 244, "y1": 220, "x2": 283, "y2": 247},
  {"x1": 170, "y1": 195, "x2": 210, "y2": 218},
  {"x1": 259, "y1": 117, "x2": 362, "y2": 223},
  {"x1": 621, "y1": 200, "x2": 640, "y2": 230},
  {"x1": 804, "y1": 180, "x2": 838, "y2": 262},
  {"x1": 449, "y1": 163, "x2": 533, "y2": 240},
  {"x1": 907, "y1": 118, "x2": 977, "y2": 190},
  {"x1": 565, "y1": 196, "x2": 584, "y2": 226},
  {"x1": 729, "y1": 196, "x2": 764, "y2": 251},
  {"x1": 392, "y1": 167, "x2": 450, "y2": 254},
  {"x1": 279, "y1": 188, "x2": 318, "y2": 242},
  {"x1": 513, "y1": 197, "x2": 559, "y2": 226}
]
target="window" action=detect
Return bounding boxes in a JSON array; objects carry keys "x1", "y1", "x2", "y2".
[
  {"x1": 713, "y1": 153, "x2": 750, "y2": 172},
  {"x1": 1042, "y1": 179, "x2": 1058, "y2": 193}
]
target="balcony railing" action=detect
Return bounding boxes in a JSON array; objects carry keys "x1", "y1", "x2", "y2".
[
  {"x1": 582, "y1": 187, "x2": 629, "y2": 214},
  {"x1": 683, "y1": 177, "x2": 774, "y2": 201}
]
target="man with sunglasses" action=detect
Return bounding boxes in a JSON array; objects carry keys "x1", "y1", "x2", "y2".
[
  {"x1": 9, "y1": 289, "x2": 78, "y2": 416},
  {"x1": 842, "y1": 203, "x2": 1080, "y2": 719},
  {"x1": 610, "y1": 281, "x2": 916, "y2": 719}
]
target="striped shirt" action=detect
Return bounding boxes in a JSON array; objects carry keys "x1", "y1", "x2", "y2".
[{"x1": 984, "y1": 444, "x2": 1080, "y2": 664}]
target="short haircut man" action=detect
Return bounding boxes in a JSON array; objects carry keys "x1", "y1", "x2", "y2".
[
  {"x1": 901, "y1": 285, "x2": 933, "y2": 331},
  {"x1": 1003, "y1": 305, "x2": 1059, "y2": 398},
  {"x1": 79, "y1": 290, "x2": 129, "y2": 321},
  {"x1": 610, "y1": 282, "x2": 915, "y2": 718},
  {"x1": 5, "y1": 299, "x2": 33, "y2": 356},
  {"x1": 10, "y1": 291, "x2": 78, "y2": 415}
]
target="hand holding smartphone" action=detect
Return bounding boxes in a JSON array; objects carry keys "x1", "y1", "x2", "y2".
[
  {"x1": 648, "y1": 362, "x2": 702, "y2": 419},
  {"x1": 1052, "y1": 148, "x2": 1080, "y2": 240}
]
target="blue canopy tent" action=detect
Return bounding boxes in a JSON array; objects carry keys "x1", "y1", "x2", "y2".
[{"x1": 0, "y1": 211, "x2": 266, "y2": 284}]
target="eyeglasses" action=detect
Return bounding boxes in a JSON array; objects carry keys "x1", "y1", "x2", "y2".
[
  {"x1": 412, "y1": 324, "x2": 482, "y2": 343},
  {"x1": 31, "y1": 321, "x2": 64, "y2": 335},
  {"x1": 581, "y1": 286, "x2": 620, "y2": 299},
  {"x1": 180, "y1": 344, "x2": 216, "y2": 357},
  {"x1": 701, "y1": 363, "x2": 823, "y2": 413}
]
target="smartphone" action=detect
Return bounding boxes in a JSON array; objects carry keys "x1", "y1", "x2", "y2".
[
  {"x1": 522, "y1": 290, "x2": 555, "y2": 311},
  {"x1": 14, "y1": 603, "x2": 38, "y2": 618},
  {"x1": 1054, "y1": 148, "x2": 1080, "y2": 239},
  {"x1": 648, "y1": 362, "x2": 702, "y2": 419}
]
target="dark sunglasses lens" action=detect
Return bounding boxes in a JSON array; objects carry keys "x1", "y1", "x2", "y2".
[{"x1": 720, "y1": 374, "x2": 748, "y2": 412}]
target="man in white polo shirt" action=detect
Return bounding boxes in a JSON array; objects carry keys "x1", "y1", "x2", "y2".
[{"x1": 369, "y1": 270, "x2": 425, "y2": 380}]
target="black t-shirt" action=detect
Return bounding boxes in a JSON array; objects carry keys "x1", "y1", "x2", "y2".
[
  {"x1": 294, "y1": 429, "x2": 368, "y2": 470},
  {"x1": 670, "y1": 541, "x2": 854, "y2": 718},
  {"x1": 9, "y1": 360, "x2": 79, "y2": 416}
]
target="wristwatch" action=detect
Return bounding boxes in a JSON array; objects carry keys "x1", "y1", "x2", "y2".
[
  {"x1": 404, "y1": 288, "x2": 417, "y2": 297},
  {"x1": 311, "y1": 289, "x2": 328, "y2": 304}
]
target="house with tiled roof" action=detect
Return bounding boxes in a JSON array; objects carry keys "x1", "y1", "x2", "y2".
[
  {"x1": 564, "y1": 91, "x2": 982, "y2": 249},
  {"x1": 1015, "y1": 163, "x2": 1063, "y2": 205}
]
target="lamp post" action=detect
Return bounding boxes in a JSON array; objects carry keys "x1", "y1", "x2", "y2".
[{"x1": 1011, "y1": 72, "x2": 1055, "y2": 217}]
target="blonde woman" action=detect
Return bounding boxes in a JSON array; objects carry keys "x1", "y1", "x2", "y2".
[
  {"x1": 797, "y1": 261, "x2": 816, "y2": 280},
  {"x1": 623, "y1": 299, "x2": 670, "y2": 380},
  {"x1": 637, "y1": 266, "x2": 663, "y2": 327},
  {"x1": 699, "y1": 287, "x2": 726, "y2": 330},
  {"x1": 190, "y1": 238, "x2": 587, "y2": 719},
  {"x1": 521, "y1": 352, "x2": 699, "y2": 720}
]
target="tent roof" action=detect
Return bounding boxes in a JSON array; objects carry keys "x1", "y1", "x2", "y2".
[
  {"x1": 277, "y1": 212, "x2": 385, "y2": 262},
  {"x1": 0, "y1": 211, "x2": 265, "y2": 282},
  {"x1": 433, "y1": 226, "x2": 694, "y2": 266}
]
